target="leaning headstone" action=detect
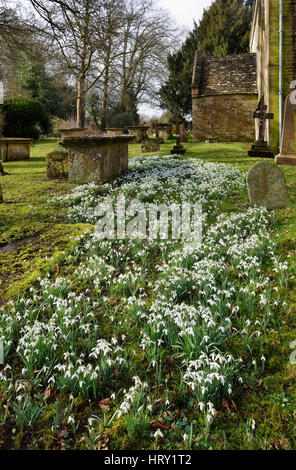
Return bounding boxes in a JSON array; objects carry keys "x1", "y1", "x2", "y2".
[
  {"x1": 141, "y1": 139, "x2": 160, "y2": 153},
  {"x1": 46, "y1": 151, "x2": 68, "y2": 179},
  {"x1": 247, "y1": 161, "x2": 288, "y2": 209}
]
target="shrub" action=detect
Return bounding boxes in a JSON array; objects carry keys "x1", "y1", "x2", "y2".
[{"x1": 3, "y1": 98, "x2": 48, "y2": 140}]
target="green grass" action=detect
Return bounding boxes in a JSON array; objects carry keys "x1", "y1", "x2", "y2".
[
  {"x1": 0, "y1": 140, "x2": 91, "y2": 303},
  {"x1": 1, "y1": 138, "x2": 296, "y2": 449}
]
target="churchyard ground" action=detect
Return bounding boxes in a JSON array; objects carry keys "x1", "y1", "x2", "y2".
[{"x1": 1, "y1": 139, "x2": 296, "y2": 450}]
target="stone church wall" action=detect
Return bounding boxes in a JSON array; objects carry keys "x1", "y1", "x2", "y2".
[{"x1": 192, "y1": 94, "x2": 257, "y2": 143}]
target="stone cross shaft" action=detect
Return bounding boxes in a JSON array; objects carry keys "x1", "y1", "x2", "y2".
[{"x1": 253, "y1": 96, "x2": 274, "y2": 143}]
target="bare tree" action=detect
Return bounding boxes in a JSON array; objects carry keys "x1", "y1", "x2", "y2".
[
  {"x1": 29, "y1": 0, "x2": 123, "y2": 127},
  {"x1": 118, "y1": 0, "x2": 179, "y2": 110}
]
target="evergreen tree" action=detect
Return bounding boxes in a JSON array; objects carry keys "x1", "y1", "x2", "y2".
[
  {"x1": 15, "y1": 55, "x2": 75, "y2": 119},
  {"x1": 159, "y1": 24, "x2": 199, "y2": 119},
  {"x1": 197, "y1": 0, "x2": 255, "y2": 56}
]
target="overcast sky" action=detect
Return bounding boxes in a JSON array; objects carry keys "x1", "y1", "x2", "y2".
[
  {"x1": 158, "y1": 0, "x2": 213, "y2": 29},
  {"x1": 142, "y1": 0, "x2": 214, "y2": 117}
]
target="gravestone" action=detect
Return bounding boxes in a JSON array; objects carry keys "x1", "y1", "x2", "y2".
[
  {"x1": 126, "y1": 126, "x2": 149, "y2": 143},
  {"x1": 141, "y1": 139, "x2": 160, "y2": 153},
  {"x1": 159, "y1": 126, "x2": 173, "y2": 141},
  {"x1": 247, "y1": 161, "x2": 288, "y2": 209},
  {"x1": 275, "y1": 81, "x2": 296, "y2": 165},
  {"x1": 46, "y1": 151, "x2": 68, "y2": 179},
  {"x1": 248, "y1": 96, "x2": 274, "y2": 158}
]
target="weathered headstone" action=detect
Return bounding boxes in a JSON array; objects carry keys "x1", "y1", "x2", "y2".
[
  {"x1": 247, "y1": 161, "x2": 288, "y2": 209},
  {"x1": 275, "y1": 81, "x2": 296, "y2": 165},
  {"x1": 126, "y1": 126, "x2": 149, "y2": 143},
  {"x1": 248, "y1": 96, "x2": 274, "y2": 158},
  {"x1": 141, "y1": 139, "x2": 160, "y2": 153},
  {"x1": 46, "y1": 151, "x2": 68, "y2": 179},
  {"x1": 159, "y1": 126, "x2": 173, "y2": 141}
]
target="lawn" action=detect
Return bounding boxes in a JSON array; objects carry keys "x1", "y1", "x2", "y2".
[{"x1": 1, "y1": 139, "x2": 296, "y2": 450}]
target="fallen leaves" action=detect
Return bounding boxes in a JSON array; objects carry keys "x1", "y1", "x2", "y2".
[
  {"x1": 222, "y1": 398, "x2": 238, "y2": 412},
  {"x1": 149, "y1": 420, "x2": 169, "y2": 431},
  {"x1": 99, "y1": 398, "x2": 114, "y2": 410}
]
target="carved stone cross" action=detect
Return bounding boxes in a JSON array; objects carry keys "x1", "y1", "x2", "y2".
[{"x1": 253, "y1": 96, "x2": 274, "y2": 143}]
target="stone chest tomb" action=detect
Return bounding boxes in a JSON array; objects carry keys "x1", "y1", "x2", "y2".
[
  {"x1": 0, "y1": 138, "x2": 34, "y2": 162},
  {"x1": 60, "y1": 135, "x2": 134, "y2": 184}
]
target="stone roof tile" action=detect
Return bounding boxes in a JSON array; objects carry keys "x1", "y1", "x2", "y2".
[{"x1": 192, "y1": 52, "x2": 258, "y2": 96}]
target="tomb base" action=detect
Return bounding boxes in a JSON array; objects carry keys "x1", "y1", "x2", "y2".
[
  {"x1": 248, "y1": 142, "x2": 274, "y2": 158},
  {"x1": 171, "y1": 145, "x2": 186, "y2": 155},
  {"x1": 275, "y1": 154, "x2": 296, "y2": 166}
]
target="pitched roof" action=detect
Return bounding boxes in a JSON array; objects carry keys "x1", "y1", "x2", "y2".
[{"x1": 192, "y1": 52, "x2": 258, "y2": 96}]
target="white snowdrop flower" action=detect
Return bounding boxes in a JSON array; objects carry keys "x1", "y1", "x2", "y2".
[
  {"x1": 67, "y1": 416, "x2": 75, "y2": 425},
  {"x1": 154, "y1": 429, "x2": 163, "y2": 438}
]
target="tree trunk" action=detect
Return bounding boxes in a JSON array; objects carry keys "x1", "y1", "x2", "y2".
[
  {"x1": 77, "y1": 77, "x2": 85, "y2": 128},
  {"x1": 176, "y1": 119, "x2": 181, "y2": 146},
  {"x1": 102, "y1": 56, "x2": 110, "y2": 130}
]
